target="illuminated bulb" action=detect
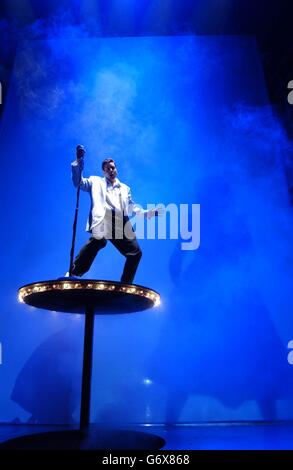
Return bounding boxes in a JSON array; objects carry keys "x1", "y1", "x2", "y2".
[
  {"x1": 143, "y1": 378, "x2": 153, "y2": 386},
  {"x1": 154, "y1": 297, "x2": 161, "y2": 307}
]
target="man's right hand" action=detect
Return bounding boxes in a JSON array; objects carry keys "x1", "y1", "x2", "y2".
[
  {"x1": 76, "y1": 145, "x2": 86, "y2": 169},
  {"x1": 76, "y1": 158, "x2": 84, "y2": 171}
]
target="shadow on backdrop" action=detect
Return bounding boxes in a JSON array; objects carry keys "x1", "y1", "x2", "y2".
[{"x1": 11, "y1": 324, "x2": 83, "y2": 424}]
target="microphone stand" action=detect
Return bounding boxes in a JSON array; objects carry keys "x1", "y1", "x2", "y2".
[{"x1": 68, "y1": 159, "x2": 83, "y2": 276}]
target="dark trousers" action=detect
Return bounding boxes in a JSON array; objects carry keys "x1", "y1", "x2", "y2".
[{"x1": 72, "y1": 216, "x2": 142, "y2": 284}]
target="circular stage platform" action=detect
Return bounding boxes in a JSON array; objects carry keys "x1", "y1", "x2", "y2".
[
  {"x1": 6, "y1": 279, "x2": 164, "y2": 450},
  {"x1": 18, "y1": 279, "x2": 160, "y2": 314}
]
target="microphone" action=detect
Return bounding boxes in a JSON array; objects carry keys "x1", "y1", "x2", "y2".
[{"x1": 76, "y1": 144, "x2": 86, "y2": 159}]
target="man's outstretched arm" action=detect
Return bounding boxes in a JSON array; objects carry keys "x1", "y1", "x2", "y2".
[
  {"x1": 127, "y1": 188, "x2": 163, "y2": 219},
  {"x1": 71, "y1": 147, "x2": 91, "y2": 191}
]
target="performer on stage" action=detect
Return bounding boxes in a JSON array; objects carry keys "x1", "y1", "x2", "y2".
[{"x1": 67, "y1": 146, "x2": 159, "y2": 283}]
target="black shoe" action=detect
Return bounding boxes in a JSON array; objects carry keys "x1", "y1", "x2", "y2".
[{"x1": 57, "y1": 272, "x2": 81, "y2": 280}]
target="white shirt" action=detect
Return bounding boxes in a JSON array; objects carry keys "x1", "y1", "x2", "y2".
[
  {"x1": 71, "y1": 161, "x2": 147, "y2": 232},
  {"x1": 105, "y1": 178, "x2": 124, "y2": 214}
]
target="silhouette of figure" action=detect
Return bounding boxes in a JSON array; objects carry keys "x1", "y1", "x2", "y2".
[{"x1": 11, "y1": 325, "x2": 83, "y2": 424}]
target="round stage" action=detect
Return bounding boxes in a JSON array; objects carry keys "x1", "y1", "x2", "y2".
[
  {"x1": 9, "y1": 279, "x2": 164, "y2": 450},
  {"x1": 18, "y1": 279, "x2": 160, "y2": 314}
]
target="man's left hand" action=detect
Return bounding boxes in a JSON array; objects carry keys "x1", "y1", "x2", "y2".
[{"x1": 147, "y1": 206, "x2": 165, "y2": 219}]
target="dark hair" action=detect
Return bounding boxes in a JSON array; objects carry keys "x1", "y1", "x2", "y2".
[{"x1": 102, "y1": 158, "x2": 115, "y2": 171}]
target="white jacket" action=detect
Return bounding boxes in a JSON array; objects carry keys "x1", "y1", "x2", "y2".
[{"x1": 71, "y1": 161, "x2": 147, "y2": 232}]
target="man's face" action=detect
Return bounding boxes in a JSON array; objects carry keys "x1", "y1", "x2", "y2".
[{"x1": 103, "y1": 161, "x2": 117, "y2": 183}]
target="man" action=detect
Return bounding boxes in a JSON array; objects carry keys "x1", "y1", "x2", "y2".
[{"x1": 68, "y1": 146, "x2": 159, "y2": 284}]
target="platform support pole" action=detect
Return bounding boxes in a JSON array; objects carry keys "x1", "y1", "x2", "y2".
[{"x1": 80, "y1": 305, "x2": 95, "y2": 431}]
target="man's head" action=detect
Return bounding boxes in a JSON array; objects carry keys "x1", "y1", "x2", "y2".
[{"x1": 102, "y1": 158, "x2": 117, "y2": 184}]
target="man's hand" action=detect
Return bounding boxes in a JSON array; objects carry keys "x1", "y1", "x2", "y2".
[
  {"x1": 76, "y1": 145, "x2": 85, "y2": 170},
  {"x1": 147, "y1": 206, "x2": 165, "y2": 219}
]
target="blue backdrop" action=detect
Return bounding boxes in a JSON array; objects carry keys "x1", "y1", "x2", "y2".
[{"x1": 1, "y1": 34, "x2": 293, "y2": 424}]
